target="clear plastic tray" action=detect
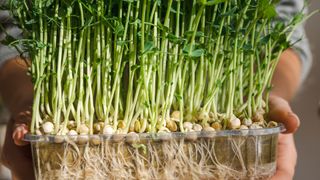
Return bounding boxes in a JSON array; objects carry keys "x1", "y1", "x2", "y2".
[{"x1": 24, "y1": 125, "x2": 284, "y2": 180}]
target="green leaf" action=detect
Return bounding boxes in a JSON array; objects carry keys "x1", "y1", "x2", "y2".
[
  {"x1": 222, "y1": 7, "x2": 237, "y2": 16},
  {"x1": 114, "y1": 23, "x2": 124, "y2": 36},
  {"x1": 184, "y1": 31, "x2": 205, "y2": 38},
  {"x1": 174, "y1": 93, "x2": 183, "y2": 101},
  {"x1": 167, "y1": 33, "x2": 186, "y2": 44},
  {"x1": 123, "y1": 0, "x2": 135, "y2": 2},
  {"x1": 157, "y1": 22, "x2": 170, "y2": 32},
  {"x1": 190, "y1": 49, "x2": 205, "y2": 58},
  {"x1": 278, "y1": 34, "x2": 290, "y2": 49},
  {"x1": 274, "y1": 22, "x2": 285, "y2": 32},
  {"x1": 58, "y1": 8, "x2": 67, "y2": 17},
  {"x1": 258, "y1": 0, "x2": 277, "y2": 19},
  {"x1": 130, "y1": 65, "x2": 140, "y2": 71},
  {"x1": 25, "y1": 19, "x2": 37, "y2": 25},
  {"x1": 144, "y1": 41, "x2": 154, "y2": 52},
  {"x1": 143, "y1": 101, "x2": 150, "y2": 108},
  {"x1": 45, "y1": 0, "x2": 54, "y2": 7},
  {"x1": 205, "y1": 0, "x2": 227, "y2": 6},
  {"x1": 170, "y1": 7, "x2": 179, "y2": 14},
  {"x1": 61, "y1": 0, "x2": 76, "y2": 6},
  {"x1": 264, "y1": 5, "x2": 277, "y2": 18},
  {"x1": 142, "y1": 41, "x2": 156, "y2": 54},
  {"x1": 260, "y1": 34, "x2": 271, "y2": 45},
  {"x1": 156, "y1": 0, "x2": 162, "y2": 6},
  {"x1": 81, "y1": 17, "x2": 94, "y2": 30},
  {"x1": 291, "y1": 12, "x2": 304, "y2": 25},
  {"x1": 130, "y1": 19, "x2": 141, "y2": 26},
  {"x1": 117, "y1": 40, "x2": 130, "y2": 46},
  {"x1": 35, "y1": 41, "x2": 46, "y2": 49},
  {"x1": 242, "y1": 44, "x2": 254, "y2": 54}
]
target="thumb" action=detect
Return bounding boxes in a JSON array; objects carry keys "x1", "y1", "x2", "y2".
[
  {"x1": 268, "y1": 95, "x2": 300, "y2": 134},
  {"x1": 13, "y1": 124, "x2": 29, "y2": 146},
  {"x1": 12, "y1": 111, "x2": 32, "y2": 146}
]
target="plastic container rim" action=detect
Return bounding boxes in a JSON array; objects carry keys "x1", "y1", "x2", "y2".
[{"x1": 23, "y1": 124, "x2": 285, "y2": 143}]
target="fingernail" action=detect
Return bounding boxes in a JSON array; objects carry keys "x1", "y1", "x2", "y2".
[{"x1": 287, "y1": 112, "x2": 301, "y2": 130}]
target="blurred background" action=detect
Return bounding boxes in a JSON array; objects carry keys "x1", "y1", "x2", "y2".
[
  {"x1": 292, "y1": 0, "x2": 320, "y2": 179},
  {"x1": 0, "y1": 98, "x2": 10, "y2": 179}
]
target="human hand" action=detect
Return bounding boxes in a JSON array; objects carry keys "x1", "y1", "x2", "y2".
[
  {"x1": 1, "y1": 111, "x2": 34, "y2": 180},
  {"x1": 0, "y1": 57, "x2": 35, "y2": 179},
  {"x1": 271, "y1": 134, "x2": 297, "y2": 180},
  {"x1": 12, "y1": 111, "x2": 31, "y2": 146},
  {"x1": 268, "y1": 95, "x2": 299, "y2": 180}
]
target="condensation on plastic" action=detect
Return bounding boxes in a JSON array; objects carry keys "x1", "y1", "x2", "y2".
[{"x1": 24, "y1": 125, "x2": 284, "y2": 180}]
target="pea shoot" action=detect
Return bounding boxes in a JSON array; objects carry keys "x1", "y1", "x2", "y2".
[{"x1": 5, "y1": 0, "x2": 307, "y2": 135}]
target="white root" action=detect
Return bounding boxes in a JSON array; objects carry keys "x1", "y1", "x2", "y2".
[{"x1": 32, "y1": 134, "x2": 277, "y2": 180}]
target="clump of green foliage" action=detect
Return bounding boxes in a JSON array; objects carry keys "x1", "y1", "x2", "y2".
[{"x1": 5, "y1": 0, "x2": 307, "y2": 135}]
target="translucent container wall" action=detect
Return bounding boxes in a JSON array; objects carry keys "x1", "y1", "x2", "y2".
[{"x1": 25, "y1": 126, "x2": 282, "y2": 180}]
